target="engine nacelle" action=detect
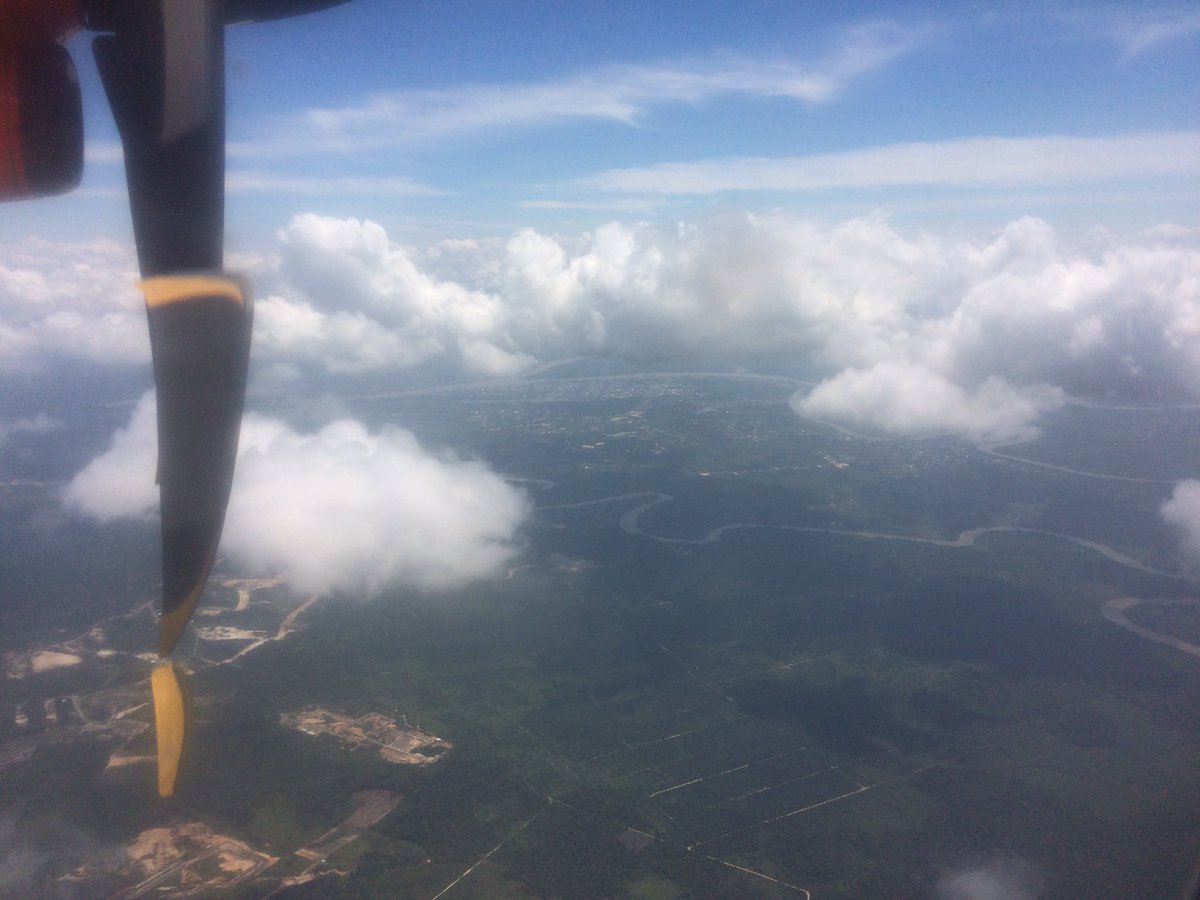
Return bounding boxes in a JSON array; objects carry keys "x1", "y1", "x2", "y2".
[{"x1": 0, "y1": 0, "x2": 85, "y2": 201}]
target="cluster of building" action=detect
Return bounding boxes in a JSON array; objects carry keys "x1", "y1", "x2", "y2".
[{"x1": 280, "y1": 707, "x2": 451, "y2": 765}]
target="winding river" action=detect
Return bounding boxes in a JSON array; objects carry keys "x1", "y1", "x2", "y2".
[{"x1": 538, "y1": 490, "x2": 1199, "y2": 659}]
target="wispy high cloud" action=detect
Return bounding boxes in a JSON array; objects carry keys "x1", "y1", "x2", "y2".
[
  {"x1": 580, "y1": 132, "x2": 1200, "y2": 195},
  {"x1": 1057, "y1": 8, "x2": 1200, "y2": 60},
  {"x1": 226, "y1": 171, "x2": 440, "y2": 197},
  {"x1": 521, "y1": 198, "x2": 665, "y2": 213},
  {"x1": 249, "y1": 22, "x2": 926, "y2": 152},
  {"x1": 1117, "y1": 11, "x2": 1200, "y2": 58}
]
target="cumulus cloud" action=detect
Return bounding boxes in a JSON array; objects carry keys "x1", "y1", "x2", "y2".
[
  {"x1": 935, "y1": 853, "x2": 1043, "y2": 900},
  {"x1": 259, "y1": 214, "x2": 533, "y2": 376},
  {"x1": 0, "y1": 237, "x2": 144, "y2": 373},
  {"x1": 63, "y1": 394, "x2": 530, "y2": 594},
  {"x1": 9, "y1": 211, "x2": 1200, "y2": 445},
  {"x1": 247, "y1": 211, "x2": 1200, "y2": 444},
  {"x1": 61, "y1": 394, "x2": 158, "y2": 521},
  {"x1": 224, "y1": 415, "x2": 529, "y2": 593},
  {"x1": 794, "y1": 363, "x2": 1064, "y2": 445},
  {"x1": 1161, "y1": 480, "x2": 1200, "y2": 576}
]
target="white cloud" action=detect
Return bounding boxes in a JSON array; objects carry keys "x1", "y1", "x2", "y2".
[
  {"x1": 259, "y1": 214, "x2": 529, "y2": 376},
  {"x1": 0, "y1": 237, "x2": 145, "y2": 373},
  {"x1": 522, "y1": 198, "x2": 665, "y2": 213},
  {"x1": 0, "y1": 815, "x2": 116, "y2": 898},
  {"x1": 11, "y1": 211, "x2": 1200, "y2": 446},
  {"x1": 1118, "y1": 12, "x2": 1200, "y2": 57},
  {"x1": 226, "y1": 171, "x2": 439, "y2": 197},
  {"x1": 1060, "y1": 8, "x2": 1200, "y2": 60},
  {"x1": 0, "y1": 413, "x2": 61, "y2": 447},
  {"x1": 1161, "y1": 480, "x2": 1200, "y2": 575},
  {"x1": 245, "y1": 211, "x2": 1200, "y2": 444},
  {"x1": 225, "y1": 416, "x2": 529, "y2": 593},
  {"x1": 935, "y1": 854, "x2": 1043, "y2": 900},
  {"x1": 62, "y1": 393, "x2": 530, "y2": 595},
  {"x1": 580, "y1": 132, "x2": 1200, "y2": 195},
  {"x1": 794, "y1": 363, "x2": 1064, "y2": 445},
  {"x1": 83, "y1": 140, "x2": 124, "y2": 165},
  {"x1": 61, "y1": 393, "x2": 158, "y2": 522},
  {"x1": 242, "y1": 23, "x2": 925, "y2": 153}
]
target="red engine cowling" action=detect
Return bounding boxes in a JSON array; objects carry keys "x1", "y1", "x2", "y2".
[{"x1": 0, "y1": 0, "x2": 86, "y2": 200}]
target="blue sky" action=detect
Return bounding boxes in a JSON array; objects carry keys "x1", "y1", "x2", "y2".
[{"x1": 11, "y1": 0, "x2": 1198, "y2": 245}]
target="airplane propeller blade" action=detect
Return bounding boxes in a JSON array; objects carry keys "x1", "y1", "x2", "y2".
[
  {"x1": 143, "y1": 274, "x2": 253, "y2": 659},
  {"x1": 92, "y1": 1, "x2": 224, "y2": 275},
  {"x1": 150, "y1": 661, "x2": 188, "y2": 797},
  {"x1": 4, "y1": 0, "x2": 352, "y2": 799},
  {"x1": 93, "y1": 1, "x2": 240, "y2": 796}
]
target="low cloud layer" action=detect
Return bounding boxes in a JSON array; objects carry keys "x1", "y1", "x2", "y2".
[
  {"x1": 61, "y1": 395, "x2": 159, "y2": 521},
  {"x1": 9, "y1": 213, "x2": 1200, "y2": 445},
  {"x1": 1162, "y1": 480, "x2": 1200, "y2": 576},
  {"x1": 0, "y1": 815, "x2": 117, "y2": 898},
  {"x1": 794, "y1": 365, "x2": 1064, "y2": 445},
  {"x1": 260, "y1": 212, "x2": 1199, "y2": 445},
  {"x1": 935, "y1": 853, "x2": 1044, "y2": 900},
  {"x1": 0, "y1": 413, "x2": 61, "y2": 447},
  {"x1": 224, "y1": 415, "x2": 529, "y2": 593},
  {"x1": 0, "y1": 237, "x2": 143, "y2": 373},
  {"x1": 256, "y1": 215, "x2": 535, "y2": 377},
  {"x1": 63, "y1": 394, "x2": 529, "y2": 595}
]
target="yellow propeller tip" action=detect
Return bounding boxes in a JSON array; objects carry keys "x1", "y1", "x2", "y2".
[{"x1": 151, "y1": 662, "x2": 186, "y2": 798}]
